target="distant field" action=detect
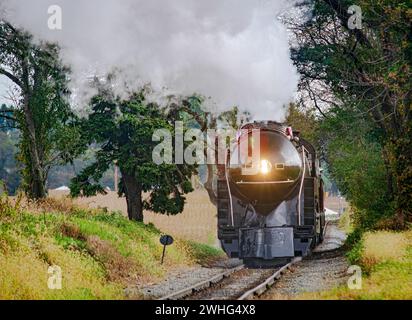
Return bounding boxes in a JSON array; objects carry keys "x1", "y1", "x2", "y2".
[{"x1": 50, "y1": 189, "x2": 218, "y2": 246}]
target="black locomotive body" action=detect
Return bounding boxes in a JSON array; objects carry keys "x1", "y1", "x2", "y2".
[{"x1": 217, "y1": 121, "x2": 325, "y2": 267}]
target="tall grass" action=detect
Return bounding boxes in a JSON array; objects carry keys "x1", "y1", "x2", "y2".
[{"x1": 0, "y1": 193, "x2": 223, "y2": 299}]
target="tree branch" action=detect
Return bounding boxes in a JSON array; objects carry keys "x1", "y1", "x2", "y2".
[
  {"x1": 0, "y1": 67, "x2": 23, "y2": 89},
  {"x1": 322, "y1": 0, "x2": 372, "y2": 48}
]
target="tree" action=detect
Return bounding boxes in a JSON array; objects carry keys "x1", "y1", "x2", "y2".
[
  {"x1": 322, "y1": 107, "x2": 392, "y2": 228},
  {"x1": 70, "y1": 89, "x2": 196, "y2": 222},
  {"x1": 291, "y1": 0, "x2": 412, "y2": 227},
  {"x1": 0, "y1": 21, "x2": 77, "y2": 199},
  {"x1": 286, "y1": 103, "x2": 319, "y2": 145}
]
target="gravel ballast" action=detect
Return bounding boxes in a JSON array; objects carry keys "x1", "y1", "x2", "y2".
[
  {"x1": 133, "y1": 259, "x2": 243, "y2": 299},
  {"x1": 261, "y1": 222, "x2": 349, "y2": 299}
]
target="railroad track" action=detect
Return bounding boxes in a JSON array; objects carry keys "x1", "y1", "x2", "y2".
[
  {"x1": 158, "y1": 258, "x2": 301, "y2": 301},
  {"x1": 156, "y1": 221, "x2": 340, "y2": 301},
  {"x1": 238, "y1": 258, "x2": 301, "y2": 300}
]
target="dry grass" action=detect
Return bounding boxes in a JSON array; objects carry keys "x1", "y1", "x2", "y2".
[
  {"x1": 361, "y1": 231, "x2": 409, "y2": 270},
  {"x1": 0, "y1": 236, "x2": 123, "y2": 300},
  {"x1": 60, "y1": 222, "x2": 86, "y2": 241},
  {"x1": 8, "y1": 192, "x2": 87, "y2": 216},
  {"x1": 86, "y1": 235, "x2": 139, "y2": 284}
]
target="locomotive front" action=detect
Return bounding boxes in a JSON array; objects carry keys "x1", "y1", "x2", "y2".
[
  {"x1": 217, "y1": 121, "x2": 324, "y2": 267},
  {"x1": 228, "y1": 128, "x2": 303, "y2": 216}
]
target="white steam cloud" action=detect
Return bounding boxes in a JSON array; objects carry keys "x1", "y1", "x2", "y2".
[{"x1": 1, "y1": 0, "x2": 299, "y2": 120}]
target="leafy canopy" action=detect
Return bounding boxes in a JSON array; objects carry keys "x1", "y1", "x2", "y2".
[{"x1": 70, "y1": 90, "x2": 196, "y2": 215}]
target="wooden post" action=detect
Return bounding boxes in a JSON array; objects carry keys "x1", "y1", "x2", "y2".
[{"x1": 161, "y1": 244, "x2": 167, "y2": 264}]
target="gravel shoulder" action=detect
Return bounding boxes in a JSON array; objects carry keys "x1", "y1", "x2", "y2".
[{"x1": 260, "y1": 222, "x2": 349, "y2": 299}]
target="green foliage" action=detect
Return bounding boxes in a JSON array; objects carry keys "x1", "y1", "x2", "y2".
[
  {"x1": 292, "y1": 0, "x2": 412, "y2": 227},
  {"x1": 184, "y1": 240, "x2": 224, "y2": 265},
  {"x1": 0, "y1": 104, "x2": 16, "y2": 131},
  {"x1": 70, "y1": 88, "x2": 196, "y2": 220},
  {"x1": 0, "y1": 21, "x2": 78, "y2": 199},
  {"x1": 47, "y1": 155, "x2": 116, "y2": 190},
  {"x1": 286, "y1": 103, "x2": 319, "y2": 147},
  {"x1": 346, "y1": 232, "x2": 364, "y2": 265},
  {"x1": 321, "y1": 108, "x2": 393, "y2": 228},
  {"x1": 338, "y1": 209, "x2": 353, "y2": 234}
]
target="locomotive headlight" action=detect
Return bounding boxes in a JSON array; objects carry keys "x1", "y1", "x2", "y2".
[{"x1": 260, "y1": 159, "x2": 271, "y2": 175}]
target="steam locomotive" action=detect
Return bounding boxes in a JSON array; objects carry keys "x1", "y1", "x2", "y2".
[{"x1": 216, "y1": 121, "x2": 325, "y2": 267}]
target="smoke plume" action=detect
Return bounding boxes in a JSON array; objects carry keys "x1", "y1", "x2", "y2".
[{"x1": 1, "y1": 0, "x2": 299, "y2": 120}]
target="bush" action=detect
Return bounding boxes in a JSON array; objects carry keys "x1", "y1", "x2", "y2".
[{"x1": 320, "y1": 109, "x2": 394, "y2": 230}]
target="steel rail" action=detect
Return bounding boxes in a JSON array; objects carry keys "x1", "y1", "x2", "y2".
[
  {"x1": 158, "y1": 264, "x2": 245, "y2": 300},
  {"x1": 237, "y1": 257, "x2": 302, "y2": 300},
  {"x1": 157, "y1": 258, "x2": 300, "y2": 301}
]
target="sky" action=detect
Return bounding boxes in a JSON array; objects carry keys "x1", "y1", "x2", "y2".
[
  {"x1": 0, "y1": 0, "x2": 300, "y2": 120},
  {"x1": 0, "y1": 78, "x2": 12, "y2": 105}
]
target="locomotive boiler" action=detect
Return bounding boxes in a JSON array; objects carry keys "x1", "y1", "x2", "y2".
[{"x1": 216, "y1": 121, "x2": 325, "y2": 267}]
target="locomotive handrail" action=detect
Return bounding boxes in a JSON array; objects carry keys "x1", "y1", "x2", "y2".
[
  {"x1": 297, "y1": 146, "x2": 306, "y2": 226},
  {"x1": 225, "y1": 149, "x2": 235, "y2": 226}
]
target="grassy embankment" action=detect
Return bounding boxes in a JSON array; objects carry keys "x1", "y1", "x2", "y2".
[
  {"x1": 0, "y1": 194, "x2": 223, "y2": 299},
  {"x1": 302, "y1": 210, "x2": 412, "y2": 300}
]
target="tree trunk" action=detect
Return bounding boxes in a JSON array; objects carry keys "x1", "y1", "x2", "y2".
[
  {"x1": 382, "y1": 146, "x2": 394, "y2": 201},
  {"x1": 23, "y1": 96, "x2": 47, "y2": 199},
  {"x1": 121, "y1": 171, "x2": 144, "y2": 222},
  {"x1": 391, "y1": 129, "x2": 412, "y2": 227}
]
